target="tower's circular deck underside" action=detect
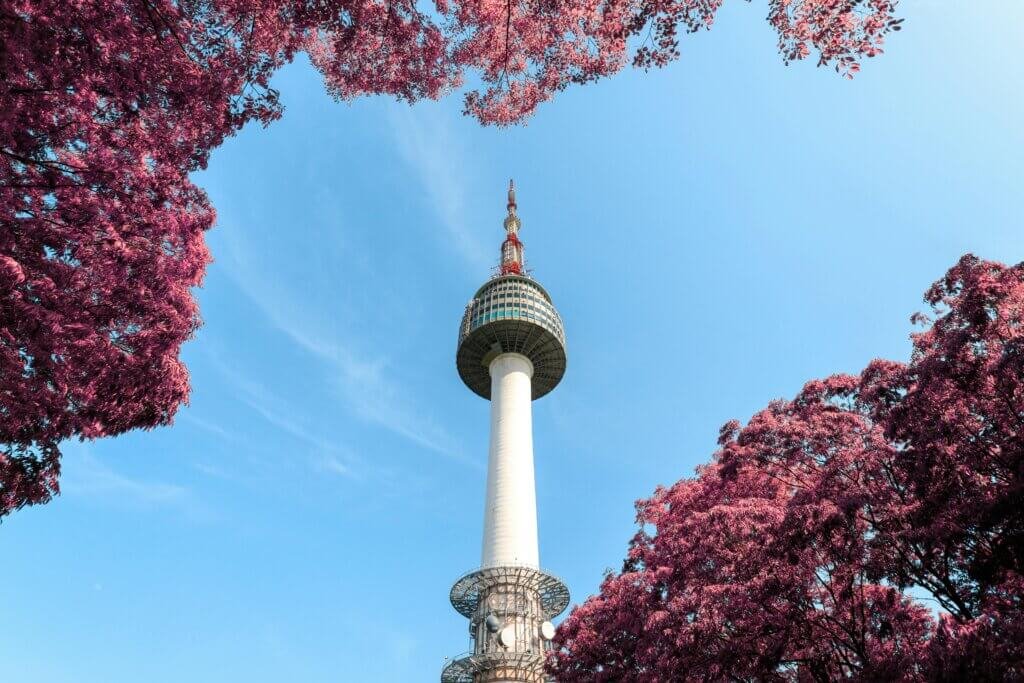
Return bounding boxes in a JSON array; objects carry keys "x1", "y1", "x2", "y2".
[
  {"x1": 449, "y1": 565, "x2": 571, "y2": 620},
  {"x1": 441, "y1": 651, "x2": 548, "y2": 683},
  {"x1": 457, "y1": 275, "x2": 566, "y2": 400}
]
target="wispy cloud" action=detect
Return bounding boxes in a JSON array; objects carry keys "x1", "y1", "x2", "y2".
[
  {"x1": 387, "y1": 103, "x2": 490, "y2": 271},
  {"x1": 204, "y1": 350, "x2": 363, "y2": 479},
  {"x1": 192, "y1": 461, "x2": 235, "y2": 480},
  {"x1": 61, "y1": 447, "x2": 207, "y2": 517},
  {"x1": 215, "y1": 222, "x2": 479, "y2": 471},
  {"x1": 180, "y1": 412, "x2": 238, "y2": 442},
  {"x1": 317, "y1": 455, "x2": 353, "y2": 478}
]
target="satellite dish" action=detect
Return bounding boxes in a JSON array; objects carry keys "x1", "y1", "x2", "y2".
[
  {"x1": 540, "y1": 621, "x2": 556, "y2": 640},
  {"x1": 485, "y1": 614, "x2": 502, "y2": 633},
  {"x1": 498, "y1": 625, "x2": 516, "y2": 648}
]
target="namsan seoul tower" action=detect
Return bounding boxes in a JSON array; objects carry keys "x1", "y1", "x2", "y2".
[{"x1": 442, "y1": 182, "x2": 570, "y2": 683}]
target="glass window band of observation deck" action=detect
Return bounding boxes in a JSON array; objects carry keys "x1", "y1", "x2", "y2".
[
  {"x1": 457, "y1": 275, "x2": 567, "y2": 401},
  {"x1": 460, "y1": 276, "x2": 564, "y2": 341}
]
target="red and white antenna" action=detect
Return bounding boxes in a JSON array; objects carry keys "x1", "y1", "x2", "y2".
[{"x1": 499, "y1": 179, "x2": 524, "y2": 276}]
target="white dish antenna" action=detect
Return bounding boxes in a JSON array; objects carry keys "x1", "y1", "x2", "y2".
[
  {"x1": 498, "y1": 625, "x2": 516, "y2": 648},
  {"x1": 540, "y1": 621, "x2": 556, "y2": 640}
]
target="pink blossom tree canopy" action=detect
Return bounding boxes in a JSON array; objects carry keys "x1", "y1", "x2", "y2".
[
  {"x1": 548, "y1": 254, "x2": 1024, "y2": 680},
  {"x1": 1, "y1": 0, "x2": 901, "y2": 517}
]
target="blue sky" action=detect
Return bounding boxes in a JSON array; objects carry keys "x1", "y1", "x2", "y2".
[{"x1": 2, "y1": 3, "x2": 1022, "y2": 681}]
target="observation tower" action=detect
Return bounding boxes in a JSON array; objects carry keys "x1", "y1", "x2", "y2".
[{"x1": 442, "y1": 182, "x2": 570, "y2": 683}]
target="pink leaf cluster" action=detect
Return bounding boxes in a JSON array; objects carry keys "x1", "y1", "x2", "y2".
[
  {"x1": 1, "y1": 0, "x2": 901, "y2": 517},
  {"x1": 457, "y1": 0, "x2": 902, "y2": 123},
  {"x1": 769, "y1": 0, "x2": 902, "y2": 78},
  {"x1": 1, "y1": 0, "x2": 298, "y2": 516},
  {"x1": 548, "y1": 255, "x2": 1024, "y2": 680}
]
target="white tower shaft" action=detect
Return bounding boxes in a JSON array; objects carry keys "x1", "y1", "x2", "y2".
[{"x1": 482, "y1": 353, "x2": 539, "y2": 569}]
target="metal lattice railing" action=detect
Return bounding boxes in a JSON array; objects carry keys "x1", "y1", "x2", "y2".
[
  {"x1": 449, "y1": 564, "x2": 570, "y2": 619},
  {"x1": 441, "y1": 651, "x2": 549, "y2": 683}
]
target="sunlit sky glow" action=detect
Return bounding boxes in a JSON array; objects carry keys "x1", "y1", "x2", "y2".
[{"x1": 2, "y1": 3, "x2": 1022, "y2": 680}]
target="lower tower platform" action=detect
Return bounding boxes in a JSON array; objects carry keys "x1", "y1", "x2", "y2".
[{"x1": 442, "y1": 566, "x2": 569, "y2": 683}]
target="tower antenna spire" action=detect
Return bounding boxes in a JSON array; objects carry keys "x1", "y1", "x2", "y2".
[{"x1": 500, "y1": 180, "x2": 523, "y2": 275}]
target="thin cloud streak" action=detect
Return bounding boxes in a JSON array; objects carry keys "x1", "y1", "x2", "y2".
[
  {"x1": 60, "y1": 447, "x2": 210, "y2": 518},
  {"x1": 204, "y1": 349, "x2": 363, "y2": 479},
  {"x1": 180, "y1": 412, "x2": 239, "y2": 442},
  {"x1": 318, "y1": 455, "x2": 353, "y2": 478},
  {"x1": 215, "y1": 222, "x2": 480, "y2": 471},
  {"x1": 387, "y1": 103, "x2": 490, "y2": 272}
]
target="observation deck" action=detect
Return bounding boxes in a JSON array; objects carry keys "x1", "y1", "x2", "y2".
[{"x1": 456, "y1": 275, "x2": 566, "y2": 400}]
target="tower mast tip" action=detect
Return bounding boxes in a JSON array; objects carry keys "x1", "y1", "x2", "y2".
[{"x1": 500, "y1": 179, "x2": 523, "y2": 275}]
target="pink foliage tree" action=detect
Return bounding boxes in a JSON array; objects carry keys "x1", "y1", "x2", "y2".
[
  {"x1": 548, "y1": 255, "x2": 1024, "y2": 680},
  {"x1": 1, "y1": 0, "x2": 901, "y2": 517}
]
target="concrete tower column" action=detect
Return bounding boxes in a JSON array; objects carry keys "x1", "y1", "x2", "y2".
[{"x1": 482, "y1": 353, "x2": 539, "y2": 569}]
